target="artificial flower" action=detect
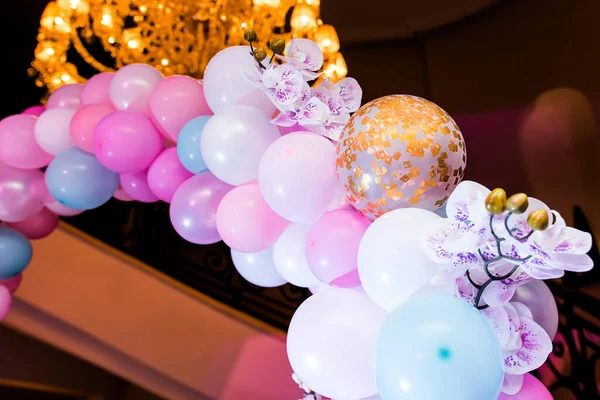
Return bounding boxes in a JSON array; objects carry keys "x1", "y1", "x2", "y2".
[
  {"x1": 482, "y1": 302, "x2": 552, "y2": 394},
  {"x1": 278, "y1": 38, "x2": 324, "y2": 80}
]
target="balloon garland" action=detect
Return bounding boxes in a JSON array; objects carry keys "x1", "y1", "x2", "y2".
[{"x1": 0, "y1": 31, "x2": 593, "y2": 400}]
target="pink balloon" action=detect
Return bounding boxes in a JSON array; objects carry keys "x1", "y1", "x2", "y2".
[
  {"x1": 0, "y1": 273, "x2": 22, "y2": 295},
  {"x1": 147, "y1": 148, "x2": 193, "y2": 203},
  {"x1": 120, "y1": 170, "x2": 159, "y2": 203},
  {"x1": 0, "y1": 166, "x2": 46, "y2": 222},
  {"x1": 70, "y1": 104, "x2": 114, "y2": 153},
  {"x1": 45, "y1": 200, "x2": 83, "y2": 217},
  {"x1": 306, "y1": 209, "x2": 371, "y2": 287},
  {"x1": 93, "y1": 111, "x2": 163, "y2": 173},
  {"x1": 498, "y1": 374, "x2": 552, "y2": 399},
  {"x1": 0, "y1": 286, "x2": 11, "y2": 321},
  {"x1": 34, "y1": 107, "x2": 77, "y2": 155},
  {"x1": 46, "y1": 84, "x2": 83, "y2": 109},
  {"x1": 149, "y1": 75, "x2": 212, "y2": 141},
  {"x1": 170, "y1": 172, "x2": 233, "y2": 244},
  {"x1": 6, "y1": 207, "x2": 59, "y2": 239},
  {"x1": 81, "y1": 72, "x2": 114, "y2": 106},
  {"x1": 109, "y1": 64, "x2": 163, "y2": 114},
  {"x1": 22, "y1": 105, "x2": 45, "y2": 116},
  {"x1": 0, "y1": 114, "x2": 53, "y2": 169},
  {"x1": 113, "y1": 186, "x2": 134, "y2": 201},
  {"x1": 217, "y1": 183, "x2": 288, "y2": 252}
]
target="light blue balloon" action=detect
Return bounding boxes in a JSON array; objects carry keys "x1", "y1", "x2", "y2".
[
  {"x1": 0, "y1": 226, "x2": 33, "y2": 279},
  {"x1": 375, "y1": 294, "x2": 503, "y2": 400},
  {"x1": 46, "y1": 147, "x2": 119, "y2": 210},
  {"x1": 177, "y1": 116, "x2": 211, "y2": 173}
]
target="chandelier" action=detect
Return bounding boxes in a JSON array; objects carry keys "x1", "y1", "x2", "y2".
[{"x1": 30, "y1": 0, "x2": 346, "y2": 94}]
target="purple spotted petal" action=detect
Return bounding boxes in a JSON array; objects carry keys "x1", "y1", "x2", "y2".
[
  {"x1": 321, "y1": 122, "x2": 345, "y2": 142},
  {"x1": 271, "y1": 112, "x2": 296, "y2": 127},
  {"x1": 502, "y1": 373, "x2": 525, "y2": 395},
  {"x1": 431, "y1": 252, "x2": 482, "y2": 285},
  {"x1": 483, "y1": 280, "x2": 517, "y2": 308},
  {"x1": 503, "y1": 317, "x2": 552, "y2": 375},
  {"x1": 521, "y1": 257, "x2": 565, "y2": 279},
  {"x1": 548, "y1": 253, "x2": 594, "y2": 272},
  {"x1": 482, "y1": 306, "x2": 511, "y2": 349},
  {"x1": 446, "y1": 181, "x2": 490, "y2": 222},
  {"x1": 312, "y1": 86, "x2": 346, "y2": 117},
  {"x1": 455, "y1": 274, "x2": 476, "y2": 304},
  {"x1": 421, "y1": 220, "x2": 455, "y2": 263},
  {"x1": 552, "y1": 227, "x2": 592, "y2": 255},
  {"x1": 281, "y1": 38, "x2": 324, "y2": 71},
  {"x1": 264, "y1": 64, "x2": 304, "y2": 106},
  {"x1": 336, "y1": 77, "x2": 362, "y2": 112},
  {"x1": 242, "y1": 67, "x2": 264, "y2": 88}
]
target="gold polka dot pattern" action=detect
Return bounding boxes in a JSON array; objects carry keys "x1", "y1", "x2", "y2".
[{"x1": 336, "y1": 95, "x2": 467, "y2": 220}]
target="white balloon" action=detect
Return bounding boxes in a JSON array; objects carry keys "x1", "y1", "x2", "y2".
[
  {"x1": 203, "y1": 46, "x2": 276, "y2": 115},
  {"x1": 358, "y1": 208, "x2": 443, "y2": 312},
  {"x1": 34, "y1": 108, "x2": 76, "y2": 155},
  {"x1": 512, "y1": 279, "x2": 559, "y2": 340},
  {"x1": 231, "y1": 246, "x2": 286, "y2": 288},
  {"x1": 272, "y1": 223, "x2": 321, "y2": 288},
  {"x1": 201, "y1": 106, "x2": 280, "y2": 186},
  {"x1": 287, "y1": 289, "x2": 385, "y2": 399},
  {"x1": 109, "y1": 63, "x2": 163, "y2": 114}
]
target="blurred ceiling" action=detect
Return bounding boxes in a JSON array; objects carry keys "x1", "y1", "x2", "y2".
[{"x1": 320, "y1": 0, "x2": 500, "y2": 43}]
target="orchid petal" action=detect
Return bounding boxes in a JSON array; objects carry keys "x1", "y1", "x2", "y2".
[
  {"x1": 511, "y1": 301, "x2": 534, "y2": 320},
  {"x1": 445, "y1": 181, "x2": 490, "y2": 222},
  {"x1": 502, "y1": 373, "x2": 524, "y2": 395},
  {"x1": 271, "y1": 112, "x2": 296, "y2": 127},
  {"x1": 552, "y1": 227, "x2": 593, "y2": 255},
  {"x1": 336, "y1": 77, "x2": 362, "y2": 112},
  {"x1": 431, "y1": 252, "x2": 482, "y2": 285},
  {"x1": 283, "y1": 38, "x2": 324, "y2": 71},
  {"x1": 421, "y1": 219, "x2": 455, "y2": 263},
  {"x1": 503, "y1": 317, "x2": 552, "y2": 375},
  {"x1": 483, "y1": 280, "x2": 517, "y2": 308},
  {"x1": 549, "y1": 253, "x2": 594, "y2": 272},
  {"x1": 482, "y1": 306, "x2": 511, "y2": 349}
]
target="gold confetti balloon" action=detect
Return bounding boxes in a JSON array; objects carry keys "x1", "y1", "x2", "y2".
[{"x1": 336, "y1": 95, "x2": 467, "y2": 220}]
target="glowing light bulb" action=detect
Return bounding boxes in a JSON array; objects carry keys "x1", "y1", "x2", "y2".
[
  {"x1": 322, "y1": 52, "x2": 347, "y2": 82},
  {"x1": 139, "y1": 5, "x2": 147, "y2": 12},
  {"x1": 315, "y1": 24, "x2": 340, "y2": 54},
  {"x1": 101, "y1": 13, "x2": 113, "y2": 26},
  {"x1": 107, "y1": 36, "x2": 115, "y2": 44},
  {"x1": 290, "y1": 4, "x2": 317, "y2": 32},
  {"x1": 161, "y1": 58, "x2": 169, "y2": 66}
]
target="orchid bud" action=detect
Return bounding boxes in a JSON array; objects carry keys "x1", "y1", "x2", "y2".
[
  {"x1": 269, "y1": 38, "x2": 285, "y2": 55},
  {"x1": 243, "y1": 28, "x2": 258, "y2": 43},
  {"x1": 253, "y1": 47, "x2": 267, "y2": 62},
  {"x1": 528, "y1": 209, "x2": 549, "y2": 231},
  {"x1": 506, "y1": 193, "x2": 529, "y2": 214},
  {"x1": 485, "y1": 188, "x2": 507, "y2": 214}
]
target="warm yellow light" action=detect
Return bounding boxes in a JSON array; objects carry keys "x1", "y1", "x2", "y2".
[
  {"x1": 301, "y1": 0, "x2": 320, "y2": 6},
  {"x1": 291, "y1": 4, "x2": 318, "y2": 31},
  {"x1": 322, "y1": 52, "x2": 347, "y2": 82},
  {"x1": 57, "y1": 0, "x2": 89, "y2": 13},
  {"x1": 100, "y1": 13, "x2": 113, "y2": 27},
  {"x1": 40, "y1": 2, "x2": 71, "y2": 33},
  {"x1": 107, "y1": 36, "x2": 115, "y2": 44},
  {"x1": 139, "y1": 5, "x2": 147, "y2": 12},
  {"x1": 254, "y1": 0, "x2": 281, "y2": 6},
  {"x1": 315, "y1": 24, "x2": 340, "y2": 54},
  {"x1": 35, "y1": 42, "x2": 57, "y2": 62},
  {"x1": 161, "y1": 58, "x2": 169, "y2": 66},
  {"x1": 124, "y1": 28, "x2": 142, "y2": 50}
]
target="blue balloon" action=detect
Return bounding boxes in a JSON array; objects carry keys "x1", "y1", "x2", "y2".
[
  {"x1": 177, "y1": 115, "x2": 211, "y2": 173},
  {"x1": 375, "y1": 294, "x2": 503, "y2": 400},
  {"x1": 0, "y1": 226, "x2": 33, "y2": 279},
  {"x1": 46, "y1": 147, "x2": 119, "y2": 210}
]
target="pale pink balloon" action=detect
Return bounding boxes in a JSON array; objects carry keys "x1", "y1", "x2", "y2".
[
  {"x1": 217, "y1": 183, "x2": 288, "y2": 252},
  {"x1": 498, "y1": 374, "x2": 552, "y2": 399},
  {"x1": 22, "y1": 105, "x2": 45, "y2": 116},
  {"x1": 170, "y1": 172, "x2": 233, "y2": 244},
  {"x1": 34, "y1": 107, "x2": 77, "y2": 155},
  {"x1": 109, "y1": 64, "x2": 163, "y2": 115},
  {"x1": 306, "y1": 209, "x2": 371, "y2": 287},
  {"x1": 0, "y1": 166, "x2": 46, "y2": 223},
  {"x1": 69, "y1": 104, "x2": 114, "y2": 153},
  {"x1": 0, "y1": 274, "x2": 22, "y2": 295},
  {"x1": 0, "y1": 286, "x2": 11, "y2": 321},
  {"x1": 120, "y1": 170, "x2": 159, "y2": 203},
  {"x1": 0, "y1": 114, "x2": 53, "y2": 169},
  {"x1": 46, "y1": 84, "x2": 83, "y2": 109},
  {"x1": 149, "y1": 75, "x2": 212, "y2": 141},
  {"x1": 6, "y1": 207, "x2": 59, "y2": 239},
  {"x1": 147, "y1": 148, "x2": 193, "y2": 203},
  {"x1": 81, "y1": 72, "x2": 114, "y2": 106},
  {"x1": 45, "y1": 200, "x2": 83, "y2": 217},
  {"x1": 113, "y1": 187, "x2": 134, "y2": 201},
  {"x1": 93, "y1": 111, "x2": 163, "y2": 173}
]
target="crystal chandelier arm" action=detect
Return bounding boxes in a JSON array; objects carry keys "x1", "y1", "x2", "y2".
[{"x1": 70, "y1": 28, "x2": 115, "y2": 73}]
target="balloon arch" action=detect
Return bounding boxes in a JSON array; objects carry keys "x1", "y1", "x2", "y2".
[{"x1": 0, "y1": 33, "x2": 591, "y2": 400}]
